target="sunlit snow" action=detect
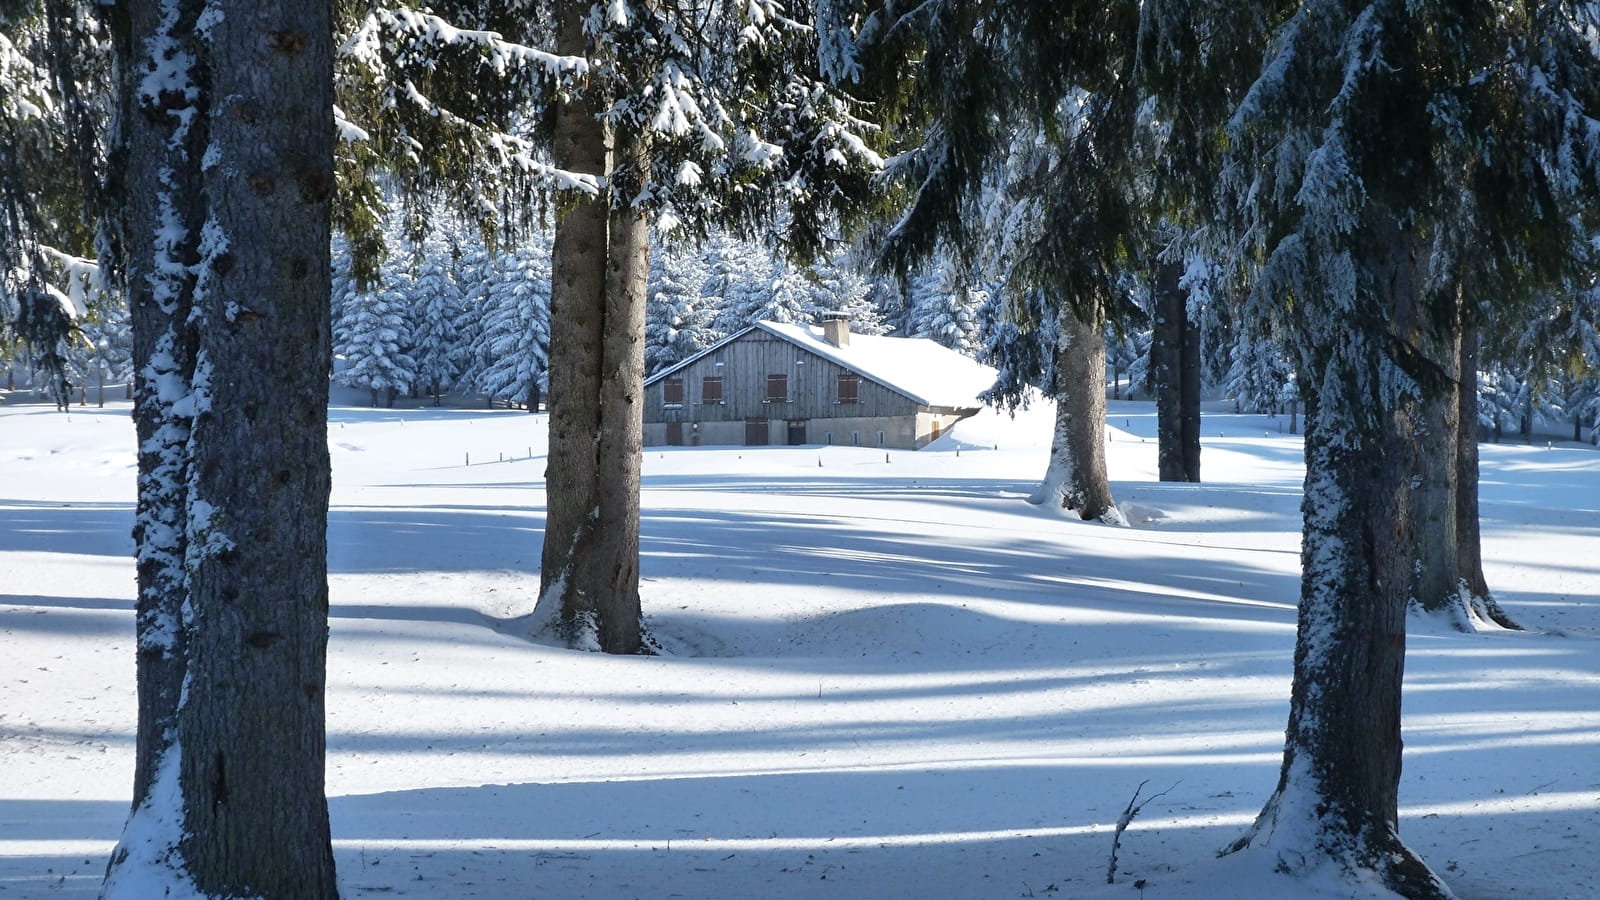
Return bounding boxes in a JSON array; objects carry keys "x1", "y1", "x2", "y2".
[{"x1": 1, "y1": 389, "x2": 1596, "y2": 899}]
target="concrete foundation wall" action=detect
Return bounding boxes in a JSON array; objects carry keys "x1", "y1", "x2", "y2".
[{"x1": 646, "y1": 410, "x2": 973, "y2": 451}]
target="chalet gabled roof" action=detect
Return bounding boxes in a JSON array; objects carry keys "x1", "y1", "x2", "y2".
[{"x1": 645, "y1": 320, "x2": 999, "y2": 410}]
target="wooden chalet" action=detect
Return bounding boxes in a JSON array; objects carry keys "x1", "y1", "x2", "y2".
[{"x1": 642, "y1": 314, "x2": 998, "y2": 450}]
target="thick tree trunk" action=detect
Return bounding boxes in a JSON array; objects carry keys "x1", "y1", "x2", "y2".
[
  {"x1": 1408, "y1": 299, "x2": 1517, "y2": 629},
  {"x1": 1152, "y1": 259, "x2": 1202, "y2": 482},
  {"x1": 588, "y1": 133, "x2": 649, "y2": 653},
  {"x1": 539, "y1": 1, "x2": 608, "y2": 645},
  {"x1": 1031, "y1": 303, "x2": 1118, "y2": 521},
  {"x1": 1225, "y1": 215, "x2": 1448, "y2": 899},
  {"x1": 537, "y1": 0, "x2": 647, "y2": 653},
  {"x1": 103, "y1": 1, "x2": 337, "y2": 897},
  {"x1": 1408, "y1": 327, "x2": 1461, "y2": 616}
]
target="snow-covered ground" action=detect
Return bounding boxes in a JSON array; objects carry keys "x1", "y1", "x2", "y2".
[{"x1": 1, "y1": 391, "x2": 1596, "y2": 899}]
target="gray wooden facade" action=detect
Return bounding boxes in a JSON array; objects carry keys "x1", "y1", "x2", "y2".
[{"x1": 643, "y1": 324, "x2": 980, "y2": 450}]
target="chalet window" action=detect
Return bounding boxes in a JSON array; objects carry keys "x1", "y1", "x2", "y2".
[
  {"x1": 766, "y1": 374, "x2": 788, "y2": 403},
  {"x1": 702, "y1": 375, "x2": 724, "y2": 404},
  {"x1": 662, "y1": 377, "x2": 684, "y2": 406},
  {"x1": 836, "y1": 373, "x2": 860, "y2": 405}
]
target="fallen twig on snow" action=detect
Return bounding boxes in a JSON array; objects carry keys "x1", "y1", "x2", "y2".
[{"x1": 1107, "y1": 779, "x2": 1179, "y2": 885}]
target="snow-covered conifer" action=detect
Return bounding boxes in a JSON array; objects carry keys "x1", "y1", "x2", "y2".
[
  {"x1": 903, "y1": 257, "x2": 984, "y2": 354},
  {"x1": 336, "y1": 262, "x2": 416, "y2": 408},
  {"x1": 406, "y1": 233, "x2": 465, "y2": 403},
  {"x1": 1138, "y1": 1, "x2": 1600, "y2": 891},
  {"x1": 471, "y1": 237, "x2": 552, "y2": 410},
  {"x1": 645, "y1": 242, "x2": 715, "y2": 374}
]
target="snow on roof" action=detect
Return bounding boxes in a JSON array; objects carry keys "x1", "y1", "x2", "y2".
[{"x1": 754, "y1": 320, "x2": 997, "y2": 409}]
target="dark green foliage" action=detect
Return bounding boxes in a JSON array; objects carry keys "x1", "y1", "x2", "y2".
[{"x1": 0, "y1": 1, "x2": 109, "y2": 375}]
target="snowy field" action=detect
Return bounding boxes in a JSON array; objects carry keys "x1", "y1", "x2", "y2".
[{"x1": 1, "y1": 391, "x2": 1597, "y2": 899}]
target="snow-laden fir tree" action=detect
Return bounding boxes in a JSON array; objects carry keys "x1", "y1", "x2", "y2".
[
  {"x1": 1104, "y1": 323, "x2": 1145, "y2": 400},
  {"x1": 842, "y1": 0, "x2": 1152, "y2": 523},
  {"x1": 903, "y1": 256, "x2": 986, "y2": 355},
  {"x1": 807, "y1": 248, "x2": 890, "y2": 334},
  {"x1": 471, "y1": 238, "x2": 552, "y2": 411},
  {"x1": 1220, "y1": 332, "x2": 1297, "y2": 416},
  {"x1": 645, "y1": 240, "x2": 715, "y2": 375},
  {"x1": 1482, "y1": 268, "x2": 1600, "y2": 443},
  {"x1": 336, "y1": 261, "x2": 416, "y2": 408},
  {"x1": 331, "y1": 1, "x2": 886, "y2": 653},
  {"x1": 530, "y1": 0, "x2": 884, "y2": 654},
  {"x1": 707, "y1": 235, "x2": 781, "y2": 334},
  {"x1": 1138, "y1": 1, "x2": 1600, "y2": 893},
  {"x1": 406, "y1": 230, "x2": 465, "y2": 404}
]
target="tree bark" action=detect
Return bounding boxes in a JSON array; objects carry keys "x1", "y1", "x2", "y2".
[
  {"x1": 1152, "y1": 259, "x2": 1185, "y2": 481},
  {"x1": 588, "y1": 130, "x2": 649, "y2": 653},
  {"x1": 1179, "y1": 284, "x2": 1202, "y2": 479},
  {"x1": 103, "y1": 1, "x2": 337, "y2": 897},
  {"x1": 1031, "y1": 302, "x2": 1117, "y2": 521},
  {"x1": 1454, "y1": 326, "x2": 1517, "y2": 627},
  {"x1": 536, "y1": 0, "x2": 647, "y2": 653},
  {"x1": 1225, "y1": 213, "x2": 1448, "y2": 899},
  {"x1": 1407, "y1": 324, "x2": 1461, "y2": 617},
  {"x1": 1152, "y1": 259, "x2": 1201, "y2": 482}
]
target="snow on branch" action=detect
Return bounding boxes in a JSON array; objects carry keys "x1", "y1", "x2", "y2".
[
  {"x1": 340, "y1": 8, "x2": 588, "y2": 81},
  {"x1": 388, "y1": 77, "x2": 600, "y2": 196}
]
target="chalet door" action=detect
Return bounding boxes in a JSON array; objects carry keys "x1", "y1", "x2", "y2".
[
  {"x1": 930, "y1": 419, "x2": 941, "y2": 442},
  {"x1": 745, "y1": 418, "x2": 769, "y2": 446},
  {"x1": 666, "y1": 422, "x2": 683, "y2": 446},
  {"x1": 787, "y1": 419, "x2": 807, "y2": 446}
]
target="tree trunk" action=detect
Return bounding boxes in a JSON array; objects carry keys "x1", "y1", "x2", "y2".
[
  {"x1": 103, "y1": 1, "x2": 337, "y2": 897},
  {"x1": 1179, "y1": 283, "x2": 1202, "y2": 480},
  {"x1": 1225, "y1": 214, "x2": 1448, "y2": 899},
  {"x1": 1152, "y1": 260, "x2": 1202, "y2": 482},
  {"x1": 538, "y1": 0, "x2": 647, "y2": 653},
  {"x1": 588, "y1": 132, "x2": 649, "y2": 653},
  {"x1": 1455, "y1": 327, "x2": 1517, "y2": 627},
  {"x1": 1031, "y1": 302, "x2": 1117, "y2": 521},
  {"x1": 1152, "y1": 259, "x2": 1185, "y2": 482},
  {"x1": 1407, "y1": 326, "x2": 1461, "y2": 617}
]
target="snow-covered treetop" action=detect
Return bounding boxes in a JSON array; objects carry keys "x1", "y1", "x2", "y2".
[{"x1": 1138, "y1": 0, "x2": 1600, "y2": 415}]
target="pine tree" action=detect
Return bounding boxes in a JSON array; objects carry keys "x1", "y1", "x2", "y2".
[
  {"x1": 473, "y1": 241, "x2": 552, "y2": 410},
  {"x1": 842, "y1": 0, "x2": 1146, "y2": 522},
  {"x1": 807, "y1": 249, "x2": 890, "y2": 334},
  {"x1": 406, "y1": 232, "x2": 465, "y2": 404},
  {"x1": 1140, "y1": 1, "x2": 1600, "y2": 893},
  {"x1": 0, "y1": 3, "x2": 108, "y2": 400},
  {"x1": 645, "y1": 241, "x2": 715, "y2": 374},
  {"x1": 1221, "y1": 332, "x2": 1297, "y2": 417},
  {"x1": 708, "y1": 237, "x2": 780, "y2": 334},
  {"x1": 335, "y1": 264, "x2": 416, "y2": 408},
  {"x1": 533, "y1": 0, "x2": 884, "y2": 653},
  {"x1": 903, "y1": 256, "x2": 985, "y2": 354}
]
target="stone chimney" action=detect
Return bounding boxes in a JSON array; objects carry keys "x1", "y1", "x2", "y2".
[{"x1": 820, "y1": 312, "x2": 851, "y2": 347}]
